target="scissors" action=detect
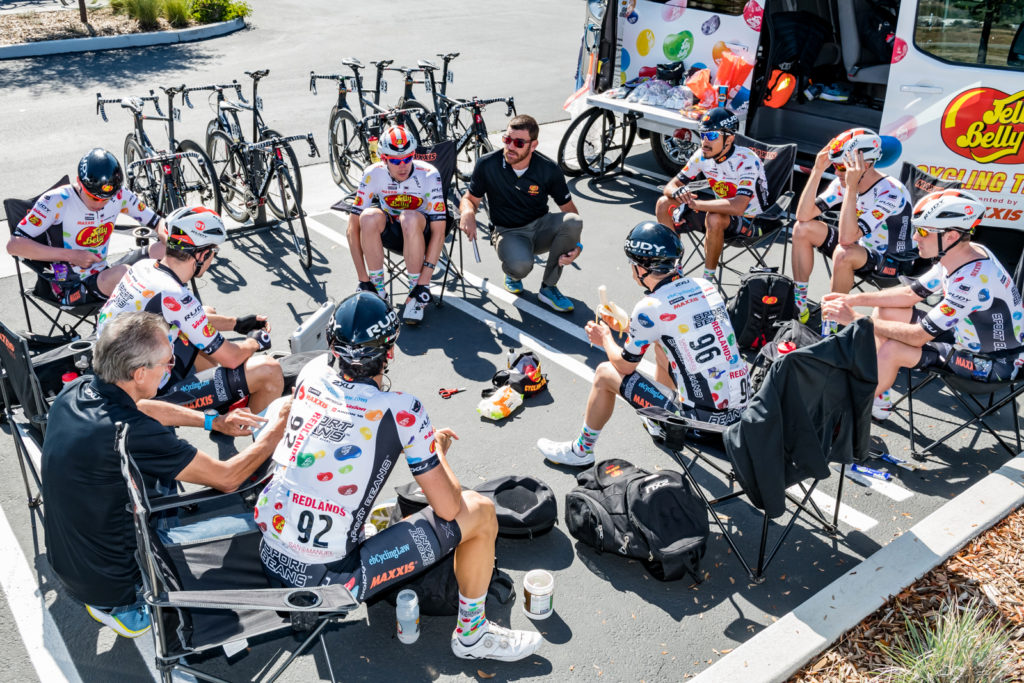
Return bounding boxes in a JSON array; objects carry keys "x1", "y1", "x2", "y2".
[{"x1": 438, "y1": 387, "x2": 467, "y2": 399}]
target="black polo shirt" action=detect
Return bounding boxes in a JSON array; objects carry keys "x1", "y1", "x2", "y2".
[
  {"x1": 467, "y1": 149, "x2": 572, "y2": 229},
  {"x1": 42, "y1": 376, "x2": 197, "y2": 607}
]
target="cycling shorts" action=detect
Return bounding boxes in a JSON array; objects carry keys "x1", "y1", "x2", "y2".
[
  {"x1": 157, "y1": 364, "x2": 250, "y2": 412},
  {"x1": 817, "y1": 224, "x2": 889, "y2": 276},
  {"x1": 910, "y1": 310, "x2": 1023, "y2": 382},
  {"x1": 378, "y1": 212, "x2": 435, "y2": 253},
  {"x1": 672, "y1": 206, "x2": 757, "y2": 240},
  {"x1": 619, "y1": 371, "x2": 741, "y2": 432}
]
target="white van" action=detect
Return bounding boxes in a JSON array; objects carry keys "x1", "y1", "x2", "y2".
[{"x1": 572, "y1": 0, "x2": 1024, "y2": 229}]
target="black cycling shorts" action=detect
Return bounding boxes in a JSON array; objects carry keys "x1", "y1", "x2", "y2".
[
  {"x1": 80, "y1": 245, "x2": 152, "y2": 300},
  {"x1": 260, "y1": 507, "x2": 461, "y2": 603},
  {"x1": 672, "y1": 206, "x2": 756, "y2": 240},
  {"x1": 157, "y1": 365, "x2": 250, "y2": 412},
  {"x1": 814, "y1": 224, "x2": 915, "y2": 278},
  {"x1": 909, "y1": 309, "x2": 1022, "y2": 382},
  {"x1": 619, "y1": 371, "x2": 741, "y2": 432},
  {"x1": 380, "y1": 213, "x2": 434, "y2": 253}
]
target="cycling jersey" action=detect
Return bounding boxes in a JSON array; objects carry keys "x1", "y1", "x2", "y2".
[
  {"x1": 621, "y1": 275, "x2": 749, "y2": 412},
  {"x1": 256, "y1": 355, "x2": 440, "y2": 565},
  {"x1": 675, "y1": 145, "x2": 768, "y2": 218},
  {"x1": 814, "y1": 176, "x2": 913, "y2": 255},
  {"x1": 97, "y1": 259, "x2": 224, "y2": 386},
  {"x1": 14, "y1": 183, "x2": 159, "y2": 277},
  {"x1": 351, "y1": 161, "x2": 446, "y2": 222},
  {"x1": 910, "y1": 245, "x2": 1024, "y2": 354}
]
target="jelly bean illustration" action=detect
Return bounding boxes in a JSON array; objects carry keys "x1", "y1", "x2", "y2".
[
  {"x1": 297, "y1": 452, "x2": 315, "y2": 468},
  {"x1": 701, "y1": 14, "x2": 720, "y2": 35},
  {"x1": 317, "y1": 472, "x2": 333, "y2": 482},
  {"x1": 366, "y1": 409, "x2": 383, "y2": 421},
  {"x1": 360, "y1": 427, "x2": 373, "y2": 439},
  {"x1": 636, "y1": 29, "x2": 654, "y2": 57},
  {"x1": 396, "y1": 411, "x2": 415, "y2": 427},
  {"x1": 334, "y1": 444, "x2": 361, "y2": 461},
  {"x1": 272, "y1": 515, "x2": 285, "y2": 532},
  {"x1": 662, "y1": 30, "x2": 693, "y2": 61},
  {"x1": 337, "y1": 484, "x2": 358, "y2": 496}
]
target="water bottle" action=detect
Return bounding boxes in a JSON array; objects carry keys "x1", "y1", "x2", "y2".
[
  {"x1": 506, "y1": 347, "x2": 516, "y2": 370},
  {"x1": 395, "y1": 589, "x2": 419, "y2": 644},
  {"x1": 368, "y1": 136, "x2": 379, "y2": 163}
]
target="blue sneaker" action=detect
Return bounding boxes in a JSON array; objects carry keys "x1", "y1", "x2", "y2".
[
  {"x1": 86, "y1": 604, "x2": 151, "y2": 638},
  {"x1": 820, "y1": 83, "x2": 852, "y2": 102},
  {"x1": 538, "y1": 286, "x2": 574, "y2": 313},
  {"x1": 504, "y1": 276, "x2": 524, "y2": 295}
]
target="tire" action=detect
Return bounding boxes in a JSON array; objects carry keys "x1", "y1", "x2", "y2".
[
  {"x1": 122, "y1": 135, "x2": 160, "y2": 211},
  {"x1": 397, "y1": 99, "x2": 431, "y2": 147},
  {"x1": 207, "y1": 130, "x2": 250, "y2": 222},
  {"x1": 329, "y1": 107, "x2": 368, "y2": 192},
  {"x1": 455, "y1": 133, "x2": 494, "y2": 194},
  {"x1": 576, "y1": 109, "x2": 637, "y2": 177},
  {"x1": 557, "y1": 108, "x2": 602, "y2": 177},
  {"x1": 272, "y1": 167, "x2": 312, "y2": 269},
  {"x1": 261, "y1": 128, "x2": 303, "y2": 217},
  {"x1": 175, "y1": 139, "x2": 222, "y2": 215},
  {"x1": 651, "y1": 131, "x2": 699, "y2": 176}
]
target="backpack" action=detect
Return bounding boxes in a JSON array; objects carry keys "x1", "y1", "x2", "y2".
[
  {"x1": 474, "y1": 475, "x2": 558, "y2": 539},
  {"x1": 749, "y1": 319, "x2": 821, "y2": 392},
  {"x1": 727, "y1": 268, "x2": 797, "y2": 350},
  {"x1": 564, "y1": 459, "x2": 708, "y2": 582},
  {"x1": 377, "y1": 555, "x2": 515, "y2": 616}
]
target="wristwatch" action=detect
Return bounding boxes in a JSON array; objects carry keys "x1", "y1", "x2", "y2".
[{"x1": 203, "y1": 409, "x2": 218, "y2": 432}]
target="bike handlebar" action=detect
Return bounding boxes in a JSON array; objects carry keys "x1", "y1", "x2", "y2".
[
  {"x1": 182, "y1": 81, "x2": 245, "y2": 108},
  {"x1": 449, "y1": 96, "x2": 517, "y2": 118},
  {"x1": 309, "y1": 72, "x2": 351, "y2": 95},
  {"x1": 245, "y1": 132, "x2": 319, "y2": 158},
  {"x1": 96, "y1": 92, "x2": 162, "y2": 122}
]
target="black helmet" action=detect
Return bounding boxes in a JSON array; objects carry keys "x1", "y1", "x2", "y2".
[
  {"x1": 698, "y1": 107, "x2": 739, "y2": 135},
  {"x1": 623, "y1": 221, "x2": 682, "y2": 274},
  {"x1": 327, "y1": 292, "x2": 400, "y2": 375},
  {"x1": 77, "y1": 148, "x2": 124, "y2": 199}
]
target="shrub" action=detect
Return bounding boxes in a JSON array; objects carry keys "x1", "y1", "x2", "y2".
[
  {"x1": 126, "y1": 0, "x2": 162, "y2": 29},
  {"x1": 191, "y1": 0, "x2": 250, "y2": 23},
  {"x1": 163, "y1": 0, "x2": 191, "y2": 27},
  {"x1": 109, "y1": 0, "x2": 128, "y2": 14}
]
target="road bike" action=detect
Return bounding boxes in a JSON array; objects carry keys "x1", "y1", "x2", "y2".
[{"x1": 444, "y1": 96, "x2": 516, "y2": 192}]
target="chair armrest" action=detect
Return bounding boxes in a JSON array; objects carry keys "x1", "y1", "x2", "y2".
[
  {"x1": 147, "y1": 468, "x2": 272, "y2": 514},
  {"x1": 154, "y1": 584, "x2": 358, "y2": 612},
  {"x1": 756, "y1": 190, "x2": 794, "y2": 223}
]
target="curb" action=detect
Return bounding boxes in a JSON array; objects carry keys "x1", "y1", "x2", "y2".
[
  {"x1": 692, "y1": 449, "x2": 1024, "y2": 683},
  {"x1": 0, "y1": 16, "x2": 244, "y2": 59}
]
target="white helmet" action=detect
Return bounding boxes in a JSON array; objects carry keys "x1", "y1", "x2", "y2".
[
  {"x1": 165, "y1": 206, "x2": 227, "y2": 253},
  {"x1": 378, "y1": 125, "x2": 417, "y2": 158},
  {"x1": 912, "y1": 189, "x2": 986, "y2": 235},
  {"x1": 827, "y1": 128, "x2": 882, "y2": 164}
]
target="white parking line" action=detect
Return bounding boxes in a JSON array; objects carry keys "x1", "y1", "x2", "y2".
[
  {"x1": 785, "y1": 486, "x2": 877, "y2": 532},
  {"x1": 836, "y1": 465, "x2": 914, "y2": 502}
]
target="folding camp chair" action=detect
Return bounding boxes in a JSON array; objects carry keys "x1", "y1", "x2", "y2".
[
  {"x1": 332, "y1": 140, "x2": 465, "y2": 306},
  {"x1": 677, "y1": 136, "x2": 797, "y2": 296},
  {"x1": 116, "y1": 422, "x2": 358, "y2": 683}
]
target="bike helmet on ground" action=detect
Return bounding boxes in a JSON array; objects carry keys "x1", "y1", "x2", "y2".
[
  {"x1": 328, "y1": 292, "x2": 400, "y2": 375},
  {"x1": 378, "y1": 125, "x2": 417, "y2": 158},
  {"x1": 77, "y1": 148, "x2": 124, "y2": 199},
  {"x1": 165, "y1": 206, "x2": 227, "y2": 253},
  {"x1": 624, "y1": 221, "x2": 683, "y2": 274},
  {"x1": 827, "y1": 128, "x2": 882, "y2": 164},
  {"x1": 912, "y1": 189, "x2": 985, "y2": 235},
  {"x1": 697, "y1": 107, "x2": 739, "y2": 135}
]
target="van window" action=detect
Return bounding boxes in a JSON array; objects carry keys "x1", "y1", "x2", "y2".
[
  {"x1": 647, "y1": 0, "x2": 745, "y2": 16},
  {"x1": 915, "y1": 0, "x2": 1024, "y2": 70}
]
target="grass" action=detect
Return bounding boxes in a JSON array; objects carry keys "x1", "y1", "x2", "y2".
[{"x1": 163, "y1": 0, "x2": 191, "y2": 27}]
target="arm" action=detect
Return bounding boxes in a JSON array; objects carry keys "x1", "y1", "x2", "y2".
[
  {"x1": 794, "y1": 146, "x2": 831, "y2": 222},
  {"x1": 7, "y1": 236, "x2": 102, "y2": 270},
  {"x1": 420, "y1": 218, "x2": 446, "y2": 279},
  {"x1": 207, "y1": 338, "x2": 258, "y2": 369},
  {"x1": 458, "y1": 192, "x2": 483, "y2": 241},
  {"x1": 837, "y1": 152, "x2": 868, "y2": 245},
  {"x1": 586, "y1": 320, "x2": 641, "y2": 376},
  {"x1": 136, "y1": 399, "x2": 266, "y2": 436},
  {"x1": 690, "y1": 193, "x2": 751, "y2": 217},
  {"x1": 557, "y1": 198, "x2": 580, "y2": 215},
  {"x1": 662, "y1": 176, "x2": 686, "y2": 201},
  {"x1": 871, "y1": 317, "x2": 935, "y2": 346},
  {"x1": 413, "y1": 427, "x2": 463, "y2": 521}
]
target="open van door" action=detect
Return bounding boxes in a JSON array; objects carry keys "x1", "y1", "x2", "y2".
[{"x1": 881, "y1": 1, "x2": 1024, "y2": 229}]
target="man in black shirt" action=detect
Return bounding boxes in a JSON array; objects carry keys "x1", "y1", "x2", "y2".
[
  {"x1": 42, "y1": 311, "x2": 288, "y2": 639},
  {"x1": 459, "y1": 115, "x2": 583, "y2": 312}
]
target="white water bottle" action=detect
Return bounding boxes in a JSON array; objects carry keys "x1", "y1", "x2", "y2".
[{"x1": 396, "y1": 589, "x2": 420, "y2": 644}]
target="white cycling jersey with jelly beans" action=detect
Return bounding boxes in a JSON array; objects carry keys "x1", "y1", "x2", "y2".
[
  {"x1": 256, "y1": 355, "x2": 440, "y2": 564},
  {"x1": 14, "y1": 183, "x2": 158, "y2": 277},
  {"x1": 351, "y1": 161, "x2": 446, "y2": 222},
  {"x1": 675, "y1": 145, "x2": 768, "y2": 218},
  {"x1": 621, "y1": 275, "x2": 749, "y2": 411},
  {"x1": 814, "y1": 176, "x2": 913, "y2": 255}
]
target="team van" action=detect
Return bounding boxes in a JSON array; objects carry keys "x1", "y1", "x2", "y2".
[{"x1": 571, "y1": 0, "x2": 1024, "y2": 228}]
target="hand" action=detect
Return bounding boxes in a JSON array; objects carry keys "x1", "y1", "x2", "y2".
[
  {"x1": 434, "y1": 427, "x2": 458, "y2": 455},
  {"x1": 558, "y1": 244, "x2": 581, "y2": 267},
  {"x1": 843, "y1": 150, "x2": 867, "y2": 187},
  {"x1": 820, "y1": 294, "x2": 857, "y2": 326},
  {"x1": 248, "y1": 329, "x2": 272, "y2": 351},
  {"x1": 459, "y1": 212, "x2": 478, "y2": 242},
  {"x1": 256, "y1": 398, "x2": 291, "y2": 444},
  {"x1": 585, "y1": 319, "x2": 612, "y2": 347},
  {"x1": 65, "y1": 250, "x2": 102, "y2": 270},
  {"x1": 813, "y1": 145, "x2": 831, "y2": 173},
  {"x1": 234, "y1": 314, "x2": 270, "y2": 334},
  {"x1": 215, "y1": 407, "x2": 268, "y2": 436},
  {"x1": 672, "y1": 186, "x2": 694, "y2": 204}
]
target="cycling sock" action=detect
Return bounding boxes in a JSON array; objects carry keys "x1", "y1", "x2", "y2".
[
  {"x1": 407, "y1": 272, "x2": 420, "y2": 291},
  {"x1": 794, "y1": 281, "x2": 808, "y2": 312},
  {"x1": 703, "y1": 268, "x2": 716, "y2": 282},
  {"x1": 574, "y1": 423, "x2": 601, "y2": 455},
  {"x1": 369, "y1": 269, "x2": 386, "y2": 296},
  {"x1": 456, "y1": 593, "x2": 487, "y2": 646}
]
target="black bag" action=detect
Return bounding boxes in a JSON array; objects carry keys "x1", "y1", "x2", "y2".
[
  {"x1": 749, "y1": 319, "x2": 821, "y2": 392},
  {"x1": 656, "y1": 60, "x2": 686, "y2": 85},
  {"x1": 483, "y1": 349, "x2": 548, "y2": 398},
  {"x1": 475, "y1": 476, "x2": 557, "y2": 538},
  {"x1": 378, "y1": 555, "x2": 515, "y2": 616},
  {"x1": 565, "y1": 459, "x2": 708, "y2": 582},
  {"x1": 727, "y1": 268, "x2": 797, "y2": 350}
]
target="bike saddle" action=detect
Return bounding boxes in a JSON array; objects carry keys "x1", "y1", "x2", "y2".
[
  {"x1": 245, "y1": 69, "x2": 270, "y2": 80},
  {"x1": 161, "y1": 85, "x2": 185, "y2": 95},
  {"x1": 121, "y1": 97, "x2": 144, "y2": 112},
  {"x1": 370, "y1": 59, "x2": 393, "y2": 69},
  {"x1": 438, "y1": 52, "x2": 460, "y2": 60},
  {"x1": 417, "y1": 59, "x2": 438, "y2": 70},
  {"x1": 219, "y1": 101, "x2": 243, "y2": 112},
  {"x1": 341, "y1": 57, "x2": 364, "y2": 69}
]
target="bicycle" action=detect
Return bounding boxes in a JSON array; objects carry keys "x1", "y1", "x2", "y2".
[
  {"x1": 208, "y1": 132, "x2": 319, "y2": 269},
  {"x1": 183, "y1": 70, "x2": 304, "y2": 211},
  {"x1": 96, "y1": 86, "x2": 221, "y2": 216},
  {"x1": 326, "y1": 107, "x2": 432, "y2": 193},
  {"x1": 444, "y1": 96, "x2": 516, "y2": 191}
]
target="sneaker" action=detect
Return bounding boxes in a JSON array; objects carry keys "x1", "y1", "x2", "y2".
[
  {"x1": 86, "y1": 604, "x2": 151, "y2": 639},
  {"x1": 798, "y1": 305, "x2": 810, "y2": 324},
  {"x1": 402, "y1": 285, "x2": 431, "y2": 325},
  {"x1": 803, "y1": 83, "x2": 823, "y2": 101},
  {"x1": 504, "y1": 276, "x2": 524, "y2": 295},
  {"x1": 451, "y1": 622, "x2": 542, "y2": 662},
  {"x1": 538, "y1": 286, "x2": 574, "y2": 313},
  {"x1": 356, "y1": 280, "x2": 387, "y2": 302},
  {"x1": 820, "y1": 83, "x2": 852, "y2": 102},
  {"x1": 537, "y1": 438, "x2": 594, "y2": 466},
  {"x1": 872, "y1": 392, "x2": 893, "y2": 422}
]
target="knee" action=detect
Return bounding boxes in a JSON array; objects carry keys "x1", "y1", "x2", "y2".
[
  {"x1": 501, "y1": 256, "x2": 533, "y2": 280},
  {"x1": 462, "y1": 490, "x2": 498, "y2": 538},
  {"x1": 594, "y1": 361, "x2": 623, "y2": 391},
  {"x1": 792, "y1": 220, "x2": 815, "y2": 244},
  {"x1": 832, "y1": 244, "x2": 857, "y2": 269},
  {"x1": 705, "y1": 213, "x2": 728, "y2": 232},
  {"x1": 655, "y1": 195, "x2": 673, "y2": 215},
  {"x1": 562, "y1": 212, "x2": 583, "y2": 233},
  {"x1": 248, "y1": 355, "x2": 284, "y2": 390},
  {"x1": 399, "y1": 211, "x2": 424, "y2": 234}
]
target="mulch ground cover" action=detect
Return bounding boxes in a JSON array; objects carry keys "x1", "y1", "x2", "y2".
[{"x1": 0, "y1": 7, "x2": 179, "y2": 44}]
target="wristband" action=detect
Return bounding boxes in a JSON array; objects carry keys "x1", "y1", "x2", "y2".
[
  {"x1": 203, "y1": 409, "x2": 217, "y2": 431},
  {"x1": 248, "y1": 329, "x2": 272, "y2": 351},
  {"x1": 575, "y1": 242, "x2": 583, "y2": 252}
]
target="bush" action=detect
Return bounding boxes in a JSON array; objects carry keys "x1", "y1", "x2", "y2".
[
  {"x1": 109, "y1": 0, "x2": 128, "y2": 14},
  {"x1": 127, "y1": 0, "x2": 162, "y2": 29},
  {"x1": 163, "y1": 0, "x2": 191, "y2": 27},
  {"x1": 191, "y1": 0, "x2": 250, "y2": 23}
]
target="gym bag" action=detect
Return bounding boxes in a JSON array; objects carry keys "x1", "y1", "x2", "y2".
[
  {"x1": 475, "y1": 476, "x2": 557, "y2": 538},
  {"x1": 749, "y1": 319, "x2": 821, "y2": 393},
  {"x1": 565, "y1": 459, "x2": 708, "y2": 582},
  {"x1": 727, "y1": 267, "x2": 797, "y2": 350},
  {"x1": 378, "y1": 556, "x2": 515, "y2": 616}
]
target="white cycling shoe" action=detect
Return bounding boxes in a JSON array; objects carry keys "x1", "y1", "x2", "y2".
[
  {"x1": 451, "y1": 622, "x2": 542, "y2": 662},
  {"x1": 536, "y1": 438, "x2": 594, "y2": 467}
]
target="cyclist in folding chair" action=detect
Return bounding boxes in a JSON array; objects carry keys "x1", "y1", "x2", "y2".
[
  {"x1": 536, "y1": 221, "x2": 749, "y2": 466},
  {"x1": 7, "y1": 148, "x2": 166, "y2": 303},
  {"x1": 790, "y1": 128, "x2": 914, "y2": 335},
  {"x1": 655, "y1": 107, "x2": 768, "y2": 283},
  {"x1": 820, "y1": 190, "x2": 1024, "y2": 421},
  {"x1": 346, "y1": 125, "x2": 447, "y2": 325}
]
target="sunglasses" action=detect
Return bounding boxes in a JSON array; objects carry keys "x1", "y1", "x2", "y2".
[
  {"x1": 700, "y1": 131, "x2": 723, "y2": 141},
  {"x1": 79, "y1": 183, "x2": 112, "y2": 202},
  {"x1": 502, "y1": 135, "x2": 533, "y2": 149},
  {"x1": 915, "y1": 226, "x2": 938, "y2": 238},
  {"x1": 384, "y1": 155, "x2": 413, "y2": 166},
  {"x1": 833, "y1": 162, "x2": 847, "y2": 173}
]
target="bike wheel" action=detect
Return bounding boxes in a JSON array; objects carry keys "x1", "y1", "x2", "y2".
[
  {"x1": 651, "y1": 130, "x2": 698, "y2": 176},
  {"x1": 272, "y1": 166, "x2": 312, "y2": 269},
  {"x1": 454, "y1": 134, "x2": 494, "y2": 194},
  {"x1": 123, "y1": 135, "x2": 159, "y2": 209},
  {"x1": 260, "y1": 128, "x2": 303, "y2": 216},
  {"x1": 576, "y1": 110, "x2": 637, "y2": 177},
  {"x1": 207, "y1": 130, "x2": 250, "y2": 223},
  {"x1": 176, "y1": 139, "x2": 223, "y2": 214},
  {"x1": 329, "y1": 107, "x2": 368, "y2": 192},
  {"x1": 398, "y1": 99, "x2": 432, "y2": 146},
  {"x1": 557, "y1": 108, "x2": 602, "y2": 177}
]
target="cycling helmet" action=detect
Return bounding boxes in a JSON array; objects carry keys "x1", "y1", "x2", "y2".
[
  {"x1": 697, "y1": 107, "x2": 739, "y2": 135},
  {"x1": 912, "y1": 189, "x2": 985, "y2": 235},
  {"x1": 77, "y1": 148, "x2": 124, "y2": 199},
  {"x1": 328, "y1": 292, "x2": 400, "y2": 375},
  {"x1": 165, "y1": 206, "x2": 227, "y2": 253},
  {"x1": 624, "y1": 221, "x2": 683, "y2": 275},
  {"x1": 378, "y1": 125, "x2": 417, "y2": 158},
  {"x1": 827, "y1": 128, "x2": 882, "y2": 165}
]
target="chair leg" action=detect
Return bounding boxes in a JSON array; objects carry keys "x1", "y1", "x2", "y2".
[
  {"x1": 320, "y1": 632, "x2": 338, "y2": 683},
  {"x1": 265, "y1": 618, "x2": 331, "y2": 683}
]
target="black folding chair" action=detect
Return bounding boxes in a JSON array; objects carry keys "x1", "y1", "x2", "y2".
[{"x1": 116, "y1": 422, "x2": 358, "y2": 683}]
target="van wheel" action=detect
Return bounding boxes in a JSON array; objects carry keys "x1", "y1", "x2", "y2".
[{"x1": 651, "y1": 131, "x2": 698, "y2": 176}]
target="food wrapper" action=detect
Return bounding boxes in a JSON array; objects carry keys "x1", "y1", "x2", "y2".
[{"x1": 477, "y1": 386, "x2": 524, "y2": 421}]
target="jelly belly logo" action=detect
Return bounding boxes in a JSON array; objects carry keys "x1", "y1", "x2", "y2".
[
  {"x1": 383, "y1": 194, "x2": 423, "y2": 211},
  {"x1": 75, "y1": 222, "x2": 113, "y2": 248},
  {"x1": 940, "y1": 88, "x2": 1024, "y2": 164}
]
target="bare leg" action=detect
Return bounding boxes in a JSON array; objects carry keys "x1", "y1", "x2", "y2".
[
  {"x1": 243, "y1": 355, "x2": 285, "y2": 414},
  {"x1": 830, "y1": 243, "x2": 868, "y2": 295},
  {"x1": 791, "y1": 219, "x2": 828, "y2": 283},
  {"x1": 703, "y1": 212, "x2": 729, "y2": 271},
  {"x1": 452, "y1": 491, "x2": 498, "y2": 597},
  {"x1": 582, "y1": 362, "x2": 626, "y2": 430}
]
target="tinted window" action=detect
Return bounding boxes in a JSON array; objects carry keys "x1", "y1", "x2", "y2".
[
  {"x1": 647, "y1": 0, "x2": 746, "y2": 16},
  {"x1": 915, "y1": 0, "x2": 1024, "y2": 70}
]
